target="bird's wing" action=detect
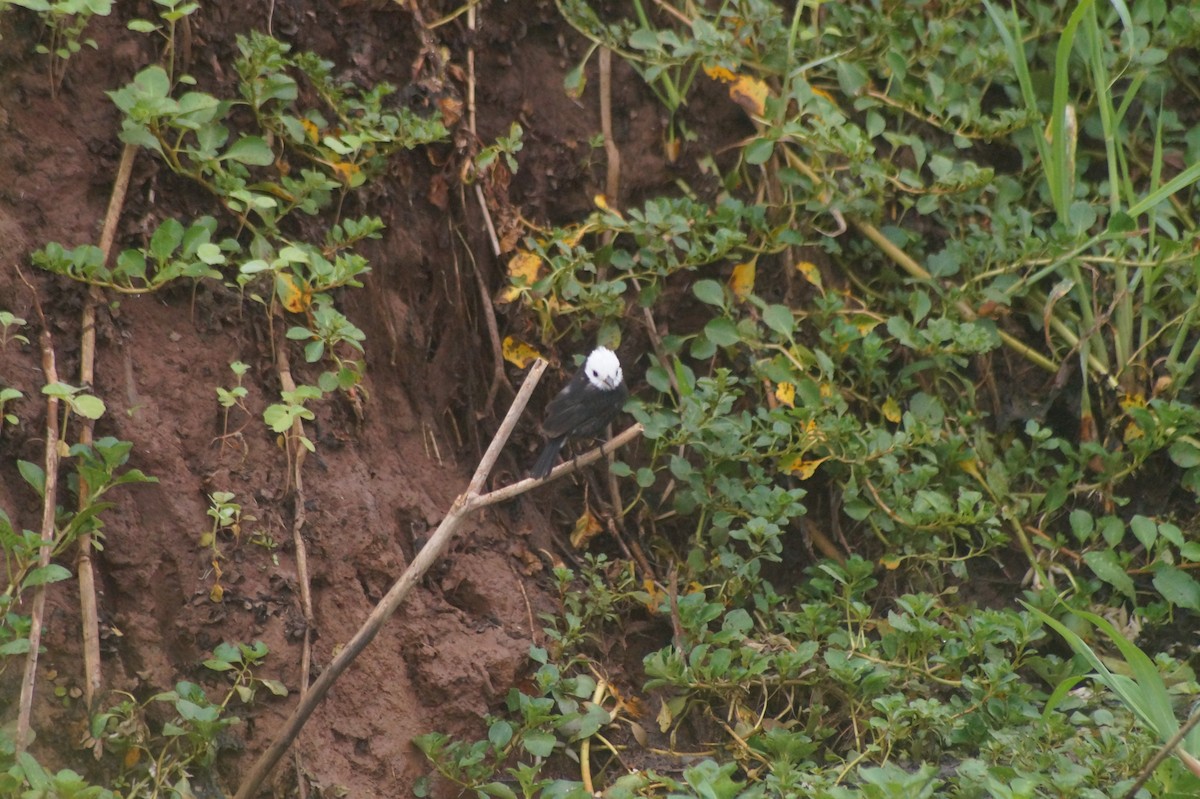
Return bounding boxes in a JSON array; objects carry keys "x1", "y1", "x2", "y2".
[
  {"x1": 541, "y1": 367, "x2": 599, "y2": 435},
  {"x1": 542, "y1": 379, "x2": 626, "y2": 439}
]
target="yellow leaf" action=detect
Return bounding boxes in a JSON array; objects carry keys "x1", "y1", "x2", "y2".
[
  {"x1": 703, "y1": 63, "x2": 736, "y2": 83},
  {"x1": 729, "y1": 261, "x2": 756, "y2": 300},
  {"x1": 1123, "y1": 420, "x2": 1145, "y2": 443},
  {"x1": 276, "y1": 273, "x2": 312, "y2": 313},
  {"x1": 729, "y1": 75, "x2": 769, "y2": 117},
  {"x1": 957, "y1": 458, "x2": 983, "y2": 482},
  {"x1": 498, "y1": 251, "x2": 543, "y2": 303},
  {"x1": 569, "y1": 508, "x2": 604, "y2": 549},
  {"x1": 812, "y1": 86, "x2": 835, "y2": 103},
  {"x1": 209, "y1": 583, "x2": 224, "y2": 603},
  {"x1": 501, "y1": 336, "x2": 542, "y2": 369},
  {"x1": 881, "y1": 396, "x2": 901, "y2": 423},
  {"x1": 795, "y1": 260, "x2": 823, "y2": 290},
  {"x1": 331, "y1": 160, "x2": 360, "y2": 185},
  {"x1": 880, "y1": 554, "x2": 902, "y2": 571},
  {"x1": 642, "y1": 579, "x2": 664, "y2": 613},
  {"x1": 774, "y1": 381, "x2": 795, "y2": 408},
  {"x1": 301, "y1": 118, "x2": 321, "y2": 143},
  {"x1": 1119, "y1": 392, "x2": 1147, "y2": 410},
  {"x1": 593, "y1": 194, "x2": 623, "y2": 218},
  {"x1": 657, "y1": 699, "x2": 674, "y2": 732},
  {"x1": 784, "y1": 455, "x2": 827, "y2": 480},
  {"x1": 819, "y1": 383, "x2": 834, "y2": 400}
]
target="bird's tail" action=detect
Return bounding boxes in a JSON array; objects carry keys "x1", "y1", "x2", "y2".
[{"x1": 531, "y1": 436, "x2": 565, "y2": 479}]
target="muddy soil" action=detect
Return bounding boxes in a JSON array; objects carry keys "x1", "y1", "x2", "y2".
[{"x1": 0, "y1": 1, "x2": 747, "y2": 795}]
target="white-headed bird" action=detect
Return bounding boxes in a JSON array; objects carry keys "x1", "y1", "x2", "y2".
[{"x1": 531, "y1": 346, "x2": 628, "y2": 479}]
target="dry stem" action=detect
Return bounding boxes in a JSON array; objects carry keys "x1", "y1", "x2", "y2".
[
  {"x1": 14, "y1": 275, "x2": 62, "y2": 753},
  {"x1": 77, "y1": 143, "x2": 138, "y2": 715},
  {"x1": 272, "y1": 322, "x2": 314, "y2": 798}
]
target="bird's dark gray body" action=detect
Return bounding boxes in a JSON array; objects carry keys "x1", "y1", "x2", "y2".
[{"x1": 532, "y1": 347, "x2": 627, "y2": 478}]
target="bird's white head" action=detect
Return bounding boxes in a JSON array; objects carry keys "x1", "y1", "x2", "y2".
[{"x1": 584, "y1": 347, "x2": 624, "y2": 391}]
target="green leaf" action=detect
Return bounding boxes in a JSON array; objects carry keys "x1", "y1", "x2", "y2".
[
  {"x1": 1082, "y1": 550, "x2": 1135, "y2": 599},
  {"x1": 488, "y1": 720, "x2": 513, "y2": 748},
  {"x1": 150, "y1": 218, "x2": 185, "y2": 262},
  {"x1": 704, "y1": 317, "x2": 740, "y2": 347},
  {"x1": 224, "y1": 136, "x2": 276, "y2": 166},
  {"x1": 196, "y1": 242, "x2": 225, "y2": 265},
  {"x1": 1068, "y1": 509, "x2": 1093, "y2": 542},
  {"x1": 260, "y1": 678, "x2": 288, "y2": 697},
  {"x1": 22, "y1": 564, "x2": 72, "y2": 589},
  {"x1": 18, "y1": 460, "x2": 45, "y2": 497},
  {"x1": 744, "y1": 137, "x2": 775, "y2": 165},
  {"x1": 263, "y1": 404, "x2": 294, "y2": 433},
  {"x1": 0, "y1": 638, "x2": 32, "y2": 656},
  {"x1": 1153, "y1": 566, "x2": 1200, "y2": 611},
  {"x1": 570, "y1": 701, "x2": 613, "y2": 740},
  {"x1": 563, "y1": 58, "x2": 587, "y2": 98},
  {"x1": 522, "y1": 730, "x2": 556, "y2": 758},
  {"x1": 1129, "y1": 515, "x2": 1157, "y2": 549},
  {"x1": 763, "y1": 304, "x2": 793, "y2": 337},
  {"x1": 1106, "y1": 210, "x2": 1135, "y2": 235},
  {"x1": 71, "y1": 394, "x2": 107, "y2": 420},
  {"x1": 479, "y1": 782, "x2": 518, "y2": 799},
  {"x1": 692, "y1": 279, "x2": 725, "y2": 307},
  {"x1": 1168, "y1": 439, "x2": 1200, "y2": 469}
]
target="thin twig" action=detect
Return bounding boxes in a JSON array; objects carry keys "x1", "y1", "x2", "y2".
[
  {"x1": 473, "y1": 183, "x2": 502, "y2": 256},
  {"x1": 456, "y1": 215, "x2": 509, "y2": 417},
  {"x1": 497, "y1": 423, "x2": 644, "y2": 504},
  {"x1": 273, "y1": 323, "x2": 313, "y2": 799},
  {"x1": 15, "y1": 272, "x2": 62, "y2": 754},
  {"x1": 77, "y1": 143, "x2": 138, "y2": 716},
  {"x1": 599, "y1": 48, "x2": 620, "y2": 207}
]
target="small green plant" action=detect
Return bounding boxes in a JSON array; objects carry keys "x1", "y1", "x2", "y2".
[
  {"x1": 82, "y1": 641, "x2": 286, "y2": 797},
  {"x1": 1, "y1": 437, "x2": 154, "y2": 668},
  {"x1": 33, "y1": 217, "x2": 230, "y2": 296},
  {"x1": 263, "y1": 384, "x2": 321, "y2": 454},
  {"x1": 200, "y1": 491, "x2": 257, "y2": 603},
  {"x1": 0, "y1": 310, "x2": 28, "y2": 348},
  {"x1": 215, "y1": 361, "x2": 250, "y2": 412},
  {"x1": 125, "y1": 0, "x2": 200, "y2": 82},
  {"x1": 3, "y1": 0, "x2": 114, "y2": 95},
  {"x1": 472, "y1": 121, "x2": 525, "y2": 178},
  {"x1": 214, "y1": 360, "x2": 251, "y2": 454},
  {"x1": 0, "y1": 749, "x2": 113, "y2": 799},
  {"x1": 1029, "y1": 601, "x2": 1200, "y2": 773},
  {"x1": 0, "y1": 387, "x2": 21, "y2": 438},
  {"x1": 414, "y1": 646, "x2": 610, "y2": 799}
]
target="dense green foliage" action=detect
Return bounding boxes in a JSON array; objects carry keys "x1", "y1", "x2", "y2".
[{"x1": 419, "y1": 0, "x2": 1200, "y2": 796}]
